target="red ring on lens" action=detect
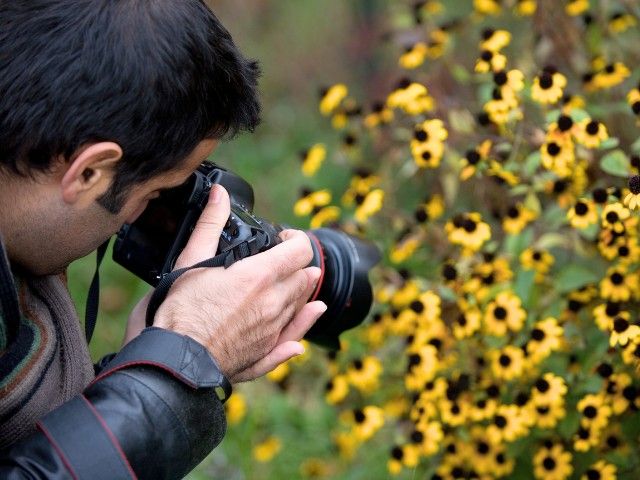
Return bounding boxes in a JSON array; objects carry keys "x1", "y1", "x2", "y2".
[{"x1": 307, "y1": 232, "x2": 325, "y2": 302}]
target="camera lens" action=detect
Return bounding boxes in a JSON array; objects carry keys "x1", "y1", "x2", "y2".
[{"x1": 303, "y1": 228, "x2": 381, "y2": 349}]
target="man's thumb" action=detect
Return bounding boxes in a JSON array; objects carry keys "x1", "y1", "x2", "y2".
[{"x1": 175, "y1": 184, "x2": 230, "y2": 268}]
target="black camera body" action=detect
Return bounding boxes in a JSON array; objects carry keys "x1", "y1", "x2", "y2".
[{"x1": 113, "y1": 163, "x2": 380, "y2": 349}]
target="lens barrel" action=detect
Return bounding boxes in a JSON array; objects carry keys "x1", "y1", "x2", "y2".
[{"x1": 303, "y1": 228, "x2": 381, "y2": 349}]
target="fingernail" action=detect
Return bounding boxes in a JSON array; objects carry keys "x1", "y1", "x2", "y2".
[{"x1": 211, "y1": 185, "x2": 222, "y2": 204}]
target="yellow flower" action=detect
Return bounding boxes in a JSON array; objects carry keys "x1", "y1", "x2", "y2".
[
  {"x1": 592, "y1": 62, "x2": 631, "y2": 90},
  {"x1": 363, "y1": 101, "x2": 394, "y2": 128},
  {"x1": 390, "y1": 232, "x2": 421, "y2": 264},
  {"x1": 593, "y1": 302, "x2": 625, "y2": 331},
  {"x1": 319, "y1": 84, "x2": 348, "y2": 116},
  {"x1": 474, "y1": 0, "x2": 501, "y2": 15},
  {"x1": 567, "y1": 198, "x2": 598, "y2": 229},
  {"x1": 475, "y1": 49, "x2": 507, "y2": 73},
  {"x1": 484, "y1": 291, "x2": 526, "y2": 336},
  {"x1": 325, "y1": 374, "x2": 349, "y2": 405},
  {"x1": 566, "y1": 0, "x2": 589, "y2": 16},
  {"x1": 346, "y1": 406, "x2": 385, "y2": 441},
  {"x1": 490, "y1": 345, "x2": 525, "y2": 381},
  {"x1": 300, "y1": 458, "x2": 332, "y2": 478},
  {"x1": 410, "y1": 119, "x2": 448, "y2": 169},
  {"x1": 502, "y1": 203, "x2": 537, "y2": 235},
  {"x1": 531, "y1": 373, "x2": 568, "y2": 406},
  {"x1": 354, "y1": 188, "x2": 384, "y2": 223},
  {"x1": 266, "y1": 361, "x2": 290, "y2": 383},
  {"x1": 520, "y1": 248, "x2": 554, "y2": 282},
  {"x1": 532, "y1": 70, "x2": 567, "y2": 104},
  {"x1": 577, "y1": 393, "x2": 611, "y2": 431},
  {"x1": 527, "y1": 317, "x2": 564, "y2": 363},
  {"x1": 346, "y1": 356, "x2": 383, "y2": 393},
  {"x1": 387, "y1": 444, "x2": 420, "y2": 475},
  {"x1": 300, "y1": 143, "x2": 326, "y2": 177},
  {"x1": 609, "y1": 12, "x2": 637, "y2": 33},
  {"x1": 412, "y1": 421, "x2": 443, "y2": 456},
  {"x1": 581, "y1": 460, "x2": 617, "y2": 480},
  {"x1": 516, "y1": 0, "x2": 537, "y2": 15},
  {"x1": 533, "y1": 442, "x2": 573, "y2": 480},
  {"x1": 609, "y1": 311, "x2": 640, "y2": 347},
  {"x1": 405, "y1": 345, "x2": 439, "y2": 391},
  {"x1": 480, "y1": 28, "x2": 511, "y2": 52},
  {"x1": 445, "y1": 212, "x2": 491, "y2": 252},
  {"x1": 225, "y1": 392, "x2": 247, "y2": 425},
  {"x1": 453, "y1": 307, "x2": 481, "y2": 339},
  {"x1": 386, "y1": 78, "x2": 435, "y2": 115},
  {"x1": 574, "y1": 119, "x2": 608, "y2": 148},
  {"x1": 624, "y1": 176, "x2": 640, "y2": 210},
  {"x1": 310, "y1": 205, "x2": 341, "y2": 229},
  {"x1": 399, "y1": 42, "x2": 427, "y2": 69},
  {"x1": 600, "y1": 266, "x2": 635, "y2": 302},
  {"x1": 253, "y1": 436, "x2": 282, "y2": 462},
  {"x1": 294, "y1": 188, "x2": 332, "y2": 216},
  {"x1": 486, "y1": 404, "x2": 529, "y2": 443},
  {"x1": 601, "y1": 202, "x2": 630, "y2": 233},
  {"x1": 460, "y1": 139, "x2": 492, "y2": 180},
  {"x1": 628, "y1": 87, "x2": 640, "y2": 117}
]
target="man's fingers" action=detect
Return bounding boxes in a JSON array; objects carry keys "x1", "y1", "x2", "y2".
[
  {"x1": 242, "y1": 229, "x2": 313, "y2": 280},
  {"x1": 175, "y1": 185, "x2": 230, "y2": 268},
  {"x1": 230, "y1": 341, "x2": 305, "y2": 384},
  {"x1": 277, "y1": 300, "x2": 327, "y2": 345}
]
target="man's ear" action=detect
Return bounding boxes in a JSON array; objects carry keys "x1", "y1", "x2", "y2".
[{"x1": 60, "y1": 142, "x2": 123, "y2": 205}]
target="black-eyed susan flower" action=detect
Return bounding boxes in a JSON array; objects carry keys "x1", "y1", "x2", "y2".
[
  {"x1": 410, "y1": 119, "x2": 448, "y2": 168},
  {"x1": 452, "y1": 307, "x2": 481, "y2": 339},
  {"x1": 623, "y1": 175, "x2": 640, "y2": 210},
  {"x1": 486, "y1": 404, "x2": 529, "y2": 443},
  {"x1": 399, "y1": 42, "x2": 428, "y2": 70},
  {"x1": 531, "y1": 373, "x2": 568, "y2": 407},
  {"x1": 592, "y1": 62, "x2": 631, "y2": 90},
  {"x1": 600, "y1": 266, "x2": 636, "y2": 302},
  {"x1": 386, "y1": 78, "x2": 435, "y2": 115},
  {"x1": 609, "y1": 312, "x2": 640, "y2": 347},
  {"x1": 354, "y1": 188, "x2": 384, "y2": 223},
  {"x1": 566, "y1": 0, "x2": 589, "y2": 16},
  {"x1": 390, "y1": 230, "x2": 422, "y2": 264},
  {"x1": 603, "y1": 372, "x2": 633, "y2": 415},
  {"x1": 484, "y1": 291, "x2": 526, "y2": 336},
  {"x1": 527, "y1": 317, "x2": 564, "y2": 363},
  {"x1": 405, "y1": 345, "x2": 439, "y2": 391},
  {"x1": 266, "y1": 361, "x2": 290, "y2": 383},
  {"x1": 622, "y1": 336, "x2": 640, "y2": 367},
  {"x1": 533, "y1": 442, "x2": 573, "y2": 480},
  {"x1": 333, "y1": 431, "x2": 359, "y2": 460},
  {"x1": 310, "y1": 205, "x2": 341, "y2": 229},
  {"x1": 487, "y1": 160, "x2": 520, "y2": 185},
  {"x1": 494, "y1": 68, "x2": 525, "y2": 93},
  {"x1": 363, "y1": 101, "x2": 394, "y2": 128},
  {"x1": 460, "y1": 140, "x2": 491, "y2": 180},
  {"x1": 593, "y1": 302, "x2": 624, "y2": 331},
  {"x1": 502, "y1": 203, "x2": 537, "y2": 235},
  {"x1": 299, "y1": 143, "x2": 326, "y2": 177},
  {"x1": 325, "y1": 374, "x2": 349, "y2": 405},
  {"x1": 319, "y1": 84, "x2": 348, "y2": 116},
  {"x1": 574, "y1": 424, "x2": 600, "y2": 452},
  {"x1": 574, "y1": 119, "x2": 608, "y2": 148},
  {"x1": 490, "y1": 345, "x2": 525, "y2": 381},
  {"x1": 225, "y1": 392, "x2": 247, "y2": 425},
  {"x1": 578, "y1": 393, "x2": 612, "y2": 431},
  {"x1": 516, "y1": 0, "x2": 537, "y2": 15},
  {"x1": 414, "y1": 193, "x2": 445, "y2": 223},
  {"x1": 480, "y1": 28, "x2": 511, "y2": 52},
  {"x1": 295, "y1": 188, "x2": 332, "y2": 216},
  {"x1": 601, "y1": 202, "x2": 630, "y2": 233},
  {"x1": 532, "y1": 68, "x2": 567, "y2": 104},
  {"x1": 253, "y1": 436, "x2": 282, "y2": 462},
  {"x1": 628, "y1": 85, "x2": 640, "y2": 117},
  {"x1": 532, "y1": 399, "x2": 566, "y2": 429},
  {"x1": 387, "y1": 443, "x2": 419, "y2": 475},
  {"x1": 609, "y1": 11, "x2": 637, "y2": 33},
  {"x1": 445, "y1": 212, "x2": 491, "y2": 253},
  {"x1": 475, "y1": 49, "x2": 507, "y2": 73},
  {"x1": 438, "y1": 397, "x2": 471, "y2": 427},
  {"x1": 567, "y1": 198, "x2": 598, "y2": 228},
  {"x1": 412, "y1": 421, "x2": 443, "y2": 457},
  {"x1": 474, "y1": 0, "x2": 501, "y2": 15},
  {"x1": 581, "y1": 460, "x2": 617, "y2": 480},
  {"x1": 520, "y1": 248, "x2": 554, "y2": 282},
  {"x1": 343, "y1": 406, "x2": 385, "y2": 441},
  {"x1": 346, "y1": 356, "x2": 383, "y2": 393}
]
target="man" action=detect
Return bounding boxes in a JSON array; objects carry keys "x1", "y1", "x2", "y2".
[{"x1": 0, "y1": 0, "x2": 326, "y2": 478}]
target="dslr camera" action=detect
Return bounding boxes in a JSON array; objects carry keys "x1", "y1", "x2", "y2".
[{"x1": 113, "y1": 163, "x2": 380, "y2": 349}]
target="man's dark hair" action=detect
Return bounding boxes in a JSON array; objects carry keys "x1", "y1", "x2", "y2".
[{"x1": 0, "y1": 0, "x2": 261, "y2": 212}]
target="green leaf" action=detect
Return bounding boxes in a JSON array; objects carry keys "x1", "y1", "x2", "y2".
[
  {"x1": 598, "y1": 137, "x2": 619, "y2": 150},
  {"x1": 557, "y1": 410, "x2": 580, "y2": 440},
  {"x1": 631, "y1": 136, "x2": 640, "y2": 153},
  {"x1": 600, "y1": 149, "x2": 630, "y2": 177},
  {"x1": 514, "y1": 268, "x2": 535, "y2": 309},
  {"x1": 504, "y1": 228, "x2": 534, "y2": 257},
  {"x1": 536, "y1": 233, "x2": 569, "y2": 249},
  {"x1": 554, "y1": 264, "x2": 602, "y2": 293},
  {"x1": 569, "y1": 108, "x2": 590, "y2": 122},
  {"x1": 523, "y1": 151, "x2": 541, "y2": 177},
  {"x1": 545, "y1": 109, "x2": 561, "y2": 124}
]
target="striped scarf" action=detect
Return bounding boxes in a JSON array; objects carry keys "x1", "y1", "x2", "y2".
[{"x1": 0, "y1": 241, "x2": 95, "y2": 448}]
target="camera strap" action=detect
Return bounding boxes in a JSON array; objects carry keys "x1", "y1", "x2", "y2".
[
  {"x1": 144, "y1": 233, "x2": 269, "y2": 328},
  {"x1": 84, "y1": 239, "x2": 110, "y2": 343}
]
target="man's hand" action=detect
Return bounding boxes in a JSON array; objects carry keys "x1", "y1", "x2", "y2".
[{"x1": 152, "y1": 184, "x2": 327, "y2": 384}]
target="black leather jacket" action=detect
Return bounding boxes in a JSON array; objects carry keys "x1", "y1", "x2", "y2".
[{"x1": 0, "y1": 327, "x2": 228, "y2": 479}]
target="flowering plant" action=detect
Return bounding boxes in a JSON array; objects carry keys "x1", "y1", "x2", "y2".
[{"x1": 225, "y1": 1, "x2": 640, "y2": 478}]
